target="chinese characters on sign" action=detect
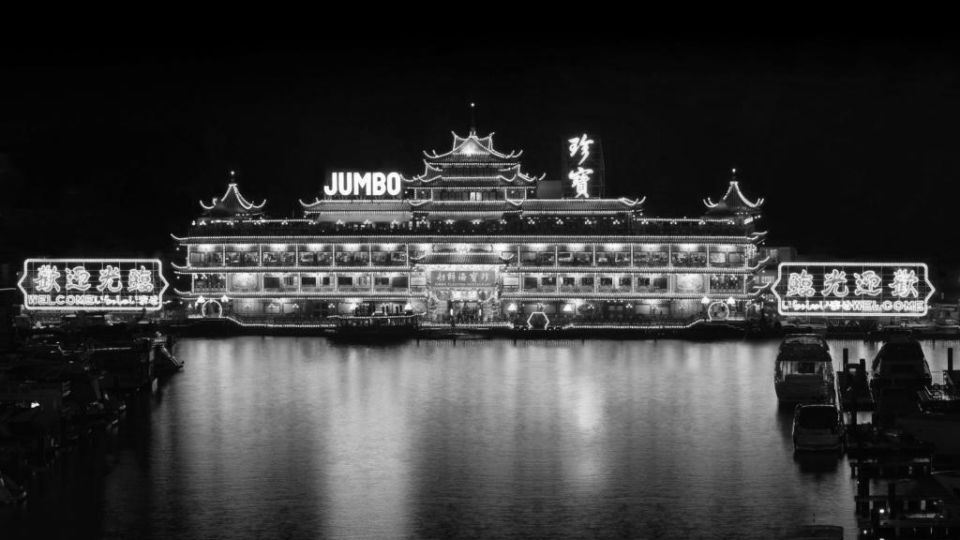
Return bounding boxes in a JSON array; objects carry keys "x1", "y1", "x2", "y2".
[
  {"x1": 564, "y1": 133, "x2": 603, "y2": 199},
  {"x1": 429, "y1": 270, "x2": 496, "y2": 288},
  {"x1": 773, "y1": 263, "x2": 933, "y2": 317},
  {"x1": 18, "y1": 259, "x2": 168, "y2": 311}
]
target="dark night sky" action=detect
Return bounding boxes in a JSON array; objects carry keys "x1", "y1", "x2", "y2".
[{"x1": 2, "y1": 36, "x2": 959, "y2": 289}]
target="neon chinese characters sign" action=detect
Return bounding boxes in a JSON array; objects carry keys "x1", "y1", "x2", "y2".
[
  {"x1": 567, "y1": 133, "x2": 595, "y2": 198},
  {"x1": 771, "y1": 262, "x2": 934, "y2": 317},
  {"x1": 18, "y1": 259, "x2": 169, "y2": 312}
]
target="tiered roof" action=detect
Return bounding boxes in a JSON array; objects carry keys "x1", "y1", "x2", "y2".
[
  {"x1": 299, "y1": 197, "x2": 643, "y2": 222},
  {"x1": 199, "y1": 173, "x2": 266, "y2": 218},
  {"x1": 702, "y1": 173, "x2": 764, "y2": 216},
  {"x1": 403, "y1": 129, "x2": 545, "y2": 188}
]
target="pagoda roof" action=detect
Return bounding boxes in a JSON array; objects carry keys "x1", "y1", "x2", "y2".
[
  {"x1": 404, "y1": 162, "x2": 543, "y2": 186},
  {"x1": 200, "y1": 182, "x2": 266, "y2": 217},
  {"x1": 403, "y1": 129, "x2": 545, "y2": 186},
  {"x1": 423, "y1": 130, "x2": 522, "y2": 161},
  {"x1": 298, "y1": 197, "x2": 644, "y2": 220},
  {"x1": 703, "y1": 180, "x2": 764, "y2": 216}
]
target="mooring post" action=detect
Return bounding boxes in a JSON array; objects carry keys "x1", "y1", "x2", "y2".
[
  {"x1": 842, "y1": 348, "x2": 849, "y2": 370},
  {"x1": 949, "y1": 347, "x2": 954, "y2": 372},
  {"x1": 888, "y1": 482, "x2": 897, "y2": 518}
]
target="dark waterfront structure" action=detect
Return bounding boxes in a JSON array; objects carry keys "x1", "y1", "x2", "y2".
[{"x1": 173, "y1": 127, "x2": 770, "y2": 328}]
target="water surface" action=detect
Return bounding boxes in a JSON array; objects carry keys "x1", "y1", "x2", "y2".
[{"x1": 6, "y1": 337, "x2": 958, "y2": 539}]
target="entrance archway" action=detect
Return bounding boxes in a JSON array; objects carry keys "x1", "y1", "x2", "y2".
[{"x1": 202, "y1": 300, "x2": 223, "y2": 318}]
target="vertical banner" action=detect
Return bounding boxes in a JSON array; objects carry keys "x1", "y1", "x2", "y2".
[{"x1": 563, "y1": 133, "x2": 604, "y2": 198}]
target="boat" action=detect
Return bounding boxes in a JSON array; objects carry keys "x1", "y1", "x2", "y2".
[
  {"x1": 793, "y1": 403, "x2": 844, "y2": 452},
  {"x1": 897, "y1": 369, "x2": 960, "y2": 457},
  {"x1": 775, "y1": 334, "x2": 835, "y2": 404},
  {"x1": 328, "y1": 313, "x2": 421, "y2": 342},
  {"x1": 870, "y1": 336, "x2": 932, "y2": 393}
]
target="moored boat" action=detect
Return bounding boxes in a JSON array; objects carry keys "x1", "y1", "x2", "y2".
[
  {"x1": 793, "y1": 403, "x2": 844, "y2": 452},
  {"x1": 897, "y1": 368, "x2": 960, "y2": 458},
  {"x1": 775, "y1": 334, "x2": 835, "y2": 404},
  {"x1": 328, "y1": 313, "x2": 421, "y2": 342},
  {"x1": 870, "y1": 335, "x2": 932, "y2": 393}
]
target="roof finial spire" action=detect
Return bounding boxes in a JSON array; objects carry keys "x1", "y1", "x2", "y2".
[
  {"x1": 468, "y1": 102, "x2": 477, "y2": 136},
  {"x1": 229, "y1": 169, "x2": 238, "y2": 184},
  {"x1": 731, "y1": 167, "x2": 737, "y2": 182}
]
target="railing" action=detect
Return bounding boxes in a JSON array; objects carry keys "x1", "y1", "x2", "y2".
[{"x1": 186, "y1": 219, "x2": 751, "y2": 238}]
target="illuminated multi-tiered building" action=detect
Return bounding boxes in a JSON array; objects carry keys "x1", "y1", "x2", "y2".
[{"x1": 173, "y1": 126, "x2": 770, "y2": 327}]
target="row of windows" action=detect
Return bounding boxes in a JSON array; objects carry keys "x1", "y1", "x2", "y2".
[
  {"x1": 189, "y1": 250, "x2": 408, "y2": 267},
  {"x1": 520, "y1": 276, "x2": 670, "y2": 291},
  {"x1": 517, "y1": 250, "x2": 744, "y2": 267},
  {"x1": 515, "y1": 274, "x2": 746, "y2": 293},
  {"x1": 193, "y1": 273, "x2": 410, "y2": 292},
  {"x1": 189, "y1": 249, "x2": 748, "y2": 268}
]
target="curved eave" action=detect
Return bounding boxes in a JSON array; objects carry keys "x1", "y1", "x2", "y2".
[
  {"x1": 618, "y1": 196, "x2": 646, "y2": 208},
  {"x1": 727, "y1": 181, "x2": 764, "y2": 208},
  {"x1": 749, "y1": 256, "x2": 773, "y2": 271},
  {"x1": 422, "y1": 131, "x2": 522, "y2": 160},
  {"x1": 171, "y1": 233, "x2": 187, "y2": 242},
  {"x1": 242, "y1": 199, "x2": 267, "y2": 210},
  {"x1": 753, "y1": 282, "x2": 774, "y2": 295},
  {"x1": 704, "y1": 181, "x2": 764, "y2": 210}
]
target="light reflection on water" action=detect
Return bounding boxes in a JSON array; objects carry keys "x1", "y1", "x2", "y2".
[{"x1": 6, "y1": 337, "x2": 959, "y2": 539}]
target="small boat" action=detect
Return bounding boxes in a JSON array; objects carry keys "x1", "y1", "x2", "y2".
[
  {"x1": 775, "y1": 334, "x2": 835, "y2": 404},
  {"x1": 870, "y1": 336, "x2": 932, "y2": 393},
  {"x1": 328, "y1": 313, "x2": 421, "y2": 342},
  {"x1": 793, "y1": 403, "x2": 844, "y2": 452}
]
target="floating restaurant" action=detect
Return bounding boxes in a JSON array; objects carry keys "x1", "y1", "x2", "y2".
[{"x1": 172, "y1": 125, "x2": 771, "y2": 327}]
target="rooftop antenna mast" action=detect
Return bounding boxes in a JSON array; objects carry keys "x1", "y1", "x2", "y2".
[{"x1": 469, "y1": 102, "x2": 477, "y2": 136}]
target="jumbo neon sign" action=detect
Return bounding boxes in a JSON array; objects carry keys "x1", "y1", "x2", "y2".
[
  {"x1": 18, "y1": 259, "x2": 169, "y2": 312},
  {"x1": 324, "y1": 172, "x2": 402, "y2": 197},
  {"x1": 771, "y1": 262, "x2": 934, "y2": 317}
]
